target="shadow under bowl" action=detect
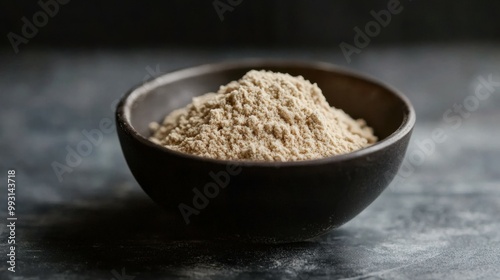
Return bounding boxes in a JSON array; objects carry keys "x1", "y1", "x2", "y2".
[{"x1": 116, "y1": 60, "x2": 416, "y2": 243}]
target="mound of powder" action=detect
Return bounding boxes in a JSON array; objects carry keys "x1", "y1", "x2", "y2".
[{"x1": 149, "y1": 70, "x2": 377, "y2": 161}]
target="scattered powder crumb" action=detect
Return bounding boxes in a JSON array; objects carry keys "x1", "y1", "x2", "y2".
[{"x1": 149, "y1": 70, "x2": 377, "y2": 161}]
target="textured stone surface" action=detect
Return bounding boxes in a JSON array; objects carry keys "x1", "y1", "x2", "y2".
[{"x1": 0, "y1": 45, "x2": 499, "y2": 279}]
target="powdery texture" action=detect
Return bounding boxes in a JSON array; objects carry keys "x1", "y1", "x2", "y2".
[{"x1": 149, "y1": 70, "x2": 377, "y2": 161}]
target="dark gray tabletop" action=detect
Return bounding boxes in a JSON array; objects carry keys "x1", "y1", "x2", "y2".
[{"x1": 1, "y1": 45, "x2": 499, "y2": 279}]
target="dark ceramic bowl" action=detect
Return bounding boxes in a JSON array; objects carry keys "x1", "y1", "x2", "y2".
[{"x1": 116, "y1": 60, "x2": 415, "y2": 243}]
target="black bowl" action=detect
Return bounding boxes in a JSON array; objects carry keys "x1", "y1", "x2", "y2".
[{"x1": 116, "y1": 60, "x2": 415, "y2": 243}]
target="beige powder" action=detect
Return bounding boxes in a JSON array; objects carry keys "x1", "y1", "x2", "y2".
[{"x1": 149, "y1": 70, "x2": 377, "y2": 161}]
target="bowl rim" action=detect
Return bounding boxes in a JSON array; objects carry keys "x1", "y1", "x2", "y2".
[{"x1": 116, "y1": 59, "x2": 416, "y2": 167}]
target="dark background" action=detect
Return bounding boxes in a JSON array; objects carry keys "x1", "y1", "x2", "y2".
[
  {"x1": 1, "y1": 1, "x2": 500, "y2": 279},
  {"x1": 1, "y1": 0, "x2": 499, "y2": 50}
]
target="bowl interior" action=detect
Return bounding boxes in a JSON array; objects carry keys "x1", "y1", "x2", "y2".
[{"x1": 125, "y1": 61, "x2": 411, "y2": 152}]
